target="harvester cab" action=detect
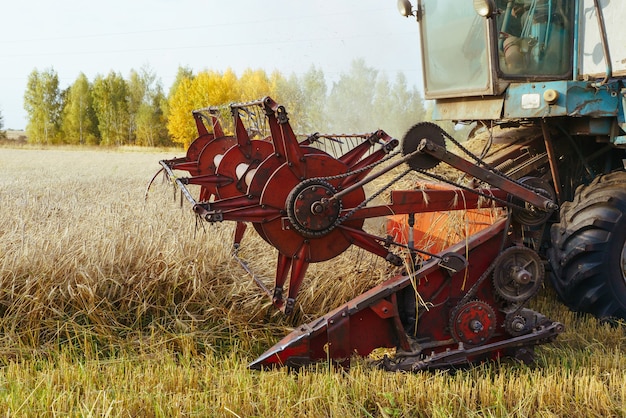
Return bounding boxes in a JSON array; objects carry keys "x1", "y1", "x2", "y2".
[
  {"x1": 152, "y1": 0, "x2": 626, "y2": 371},
  {"x1": 398, "y1": 0, "x2": 626, "y2": 322},
  {"x1": 399, "y1": 0, "x2": 575, "y2": 101}
]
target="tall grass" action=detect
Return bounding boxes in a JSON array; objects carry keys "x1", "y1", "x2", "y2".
[{"x1": 0, "y1": 146, "x2": 624, "y2": 416}]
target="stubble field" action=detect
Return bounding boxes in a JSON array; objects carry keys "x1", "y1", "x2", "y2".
[{"x1": 0, "y1": 146, "x2": 624, "y2": 417}]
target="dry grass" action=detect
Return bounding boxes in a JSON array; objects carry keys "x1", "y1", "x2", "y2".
[{"x1": 0, "y1": 146, "x2": 624, "y2": 417}]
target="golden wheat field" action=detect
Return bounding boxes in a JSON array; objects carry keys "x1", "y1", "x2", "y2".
[{"x1": 0, "y1": 145, "x2": 624, "y2": 417}]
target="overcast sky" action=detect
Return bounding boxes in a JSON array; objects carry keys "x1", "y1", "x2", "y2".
[{"x1": 0, "y1": 0, "x2": 423, "y2": 130}]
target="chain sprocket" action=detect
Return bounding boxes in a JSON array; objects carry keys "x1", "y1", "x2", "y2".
[
  {"x1": 492, "y1": 246, "x2": 544, "y2": 303},
  {"x1": 285, "y1": 179, "x2": 342, "y2": 238},
  {"x1": 449, "y1": 300, "x2": 497, "y2": 346},
  {"x1": 402, "y1": 122, "x2": 446, "y2": 170},
  {"x1": 510, "y1": 177, "x2": 556, "y2": 226}
]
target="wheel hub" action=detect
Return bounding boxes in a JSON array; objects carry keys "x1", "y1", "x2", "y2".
[
  {"x1": 450, "y1": 300, "x2": 496, "y2": 346},
  {"x1": 493, "y1": 246, "x2": 544, "y2": 303},
  {"x1": 286, "y1": 179, "x2": 342, "y2": 238},
  {"x1": 401, "y1": 122, "x2": 446, "y2": 171}
]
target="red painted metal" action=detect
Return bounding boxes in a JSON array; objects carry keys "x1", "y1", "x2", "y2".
[
  {"x1": 213, "y1": 139, "x2": 273, "y2": 199},
  {"x1": 195, "y1": 136, "x2": 237, "y2": 200},
  {"x1": 164, "y1": 108, "x2": 227, "y2": 176},
  {"x1": 259, "y1": 156, "x2": 366, "y2": 262},
  {"x1": 156, "y1": 96, "x2": 563, "y2": 370},
  {"x1": 250, "y1": 218, "x2": 508, "y2": 369},
  {"x1": 417, "y1": 139, "x2": 557, "y2": 212}
]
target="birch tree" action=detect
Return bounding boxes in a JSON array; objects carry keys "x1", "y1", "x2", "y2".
[
  {"x1": 92, "y1": 71, "x2": 129, "y2": 146},
  {"x1": 24, "y1": 68, "x2": 62, "y2": 144},
  {"x1": 61, "y1": 73, "x2": 99, "y2": 144}
]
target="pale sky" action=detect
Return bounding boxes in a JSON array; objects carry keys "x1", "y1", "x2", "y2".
[{"x1": 0, "y1": 0, "x2": 423, "y2": 130}]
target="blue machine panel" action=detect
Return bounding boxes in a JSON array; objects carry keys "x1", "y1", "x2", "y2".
[{"x1": 504, "y1": 80, "x2": 620, "y2": 119}]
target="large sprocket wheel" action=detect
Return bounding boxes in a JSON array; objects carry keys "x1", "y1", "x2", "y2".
[
  {"x1": 492, "y1": 246, "x2": 544, "y2": 303},
  {"x1": 401, "y1": 122, "x2": 446, "y2": 171},
  {"x1": 549, "y1": 171, "x2": 626, "y2": 320},
  {"x1": 511, "y1": 177, "x2": 556, "y2": 227},
  {"x1": 449, "y1": 300, "x2": 496, "y2": 346}
]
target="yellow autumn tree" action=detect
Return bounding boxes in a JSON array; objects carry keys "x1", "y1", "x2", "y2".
[
  {"x1": 167, "y1": 68, "x2": 287, "y2": 148},
  {"x1": 238, "y1": 69, "x2": 272, "y2": 101},
  {"x1": 191, "y1": 69, "x2": 240, "y2": 135},
  {"x1": 166, "y1": 76, "x2": 196, "y2": 147},
  {"x1": 192, "y1": 70, "x2": 237, "y2": 105}
]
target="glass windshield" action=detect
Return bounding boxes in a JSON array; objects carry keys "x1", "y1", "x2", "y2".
[
  {"x1": 420, "y1": 0, "x2": 491, "y2": 98},
  {"x1": 496, "y1": 0, "x2": 573, "y2": 77}
]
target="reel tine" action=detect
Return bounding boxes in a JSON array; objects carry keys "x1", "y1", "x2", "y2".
[{"x1": 144, "y1": 167, "x2": 164, "y2": 201}]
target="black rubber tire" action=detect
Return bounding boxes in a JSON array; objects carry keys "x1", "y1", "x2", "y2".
[{"x1": 548, "y1": 171, "x2": 626, "y2": 320}]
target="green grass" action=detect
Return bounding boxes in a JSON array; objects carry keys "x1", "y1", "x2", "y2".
[{"x1": 0, "y1": 146, "x2": 624, "y2": 417}]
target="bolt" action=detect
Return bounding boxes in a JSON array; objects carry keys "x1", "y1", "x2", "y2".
[
  {"x1": 514, "y1": 268, "x2": 532, "y2": 284},
  {"x1": 311, "y1": 202, "x2": 324, "y2": 214},
  {"x1": 470, "y1": 320, "x2": 484, "y2": 332}
]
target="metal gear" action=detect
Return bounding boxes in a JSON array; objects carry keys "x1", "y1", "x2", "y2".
[
  {"x1": 504, "y1": 314, "x2": 527, "y2": 337},
  {"x1": 504, "y1": 308, "x2": 545, "y2": 337},
  {"x1": 511, "y1": 177, "x2": 556, "y2": 226},
  {"x1": 492, "y1": 246, "x2": 544, "y2": 303},
  {"x1": 401, "y1": 122, "x2": 447, "y2": 171},
  {"x1": 285, "y1": 179, "x2": 342, "y2": 238},
  {"x1": 449, "y1": 300, "x2": 497, "y2": 346}
]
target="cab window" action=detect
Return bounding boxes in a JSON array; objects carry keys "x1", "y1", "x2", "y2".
[{"x1": 496, "y1": 0, "x2": 573, "y2": 77}]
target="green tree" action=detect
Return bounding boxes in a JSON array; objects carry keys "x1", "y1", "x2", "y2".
[
  {"x1": 326, "y1": 59, "x2": 378, "y2": 133},
  {"x1": 136, "y1": 83, "x2": 170, "y2": 147},
  {"x1": 299, "y1": 65, "x2": 328, "y2": 133},
  {"x1": 60, "y1": 73, "x2": 99, "y2": 145},
  {"x1": 391, "y1": 72, "x2": 426, "y2": 134},
  {"x1": 270, "y1": 71, "x2": 304, "y2": 132},
  {"x1": 0, "y1": 109, "x2": 6, "y2": 139},
  {"x1": 23, "y1": 68, "x2": 62, "y2": 144},
  {"x1": 126, "y1": 69, "x2": 145, "y2": 144},
  {"x1": 92, "y1": 71, "x2": 129, "y2": 146},
  {"x1": 123, "y1": 66, "x2": 170, "y2": 147},
  {"x1": 373, "y1": 72, "x2": 426, "y2": 138}
]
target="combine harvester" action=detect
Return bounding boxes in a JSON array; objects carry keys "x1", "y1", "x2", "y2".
[{"x1": 153, "y1": 0, "x2": 626, "y2": 371}]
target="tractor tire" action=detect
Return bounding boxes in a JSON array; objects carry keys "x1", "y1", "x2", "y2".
[{"x1": 548, "y1": 171, "x2": 626, "y2": 320}]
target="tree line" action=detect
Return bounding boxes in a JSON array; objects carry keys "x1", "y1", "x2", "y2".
[
  {"x1": 23, "y1": 59, "x2": 428, "y2": 148},
  {"x1": 0, "y1": 110, "x2": 5, "y2": 140}
]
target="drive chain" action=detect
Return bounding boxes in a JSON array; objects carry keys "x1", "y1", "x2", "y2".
[{"x1": 297, "y1": 125, "x2": 544, "y2": 233}]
